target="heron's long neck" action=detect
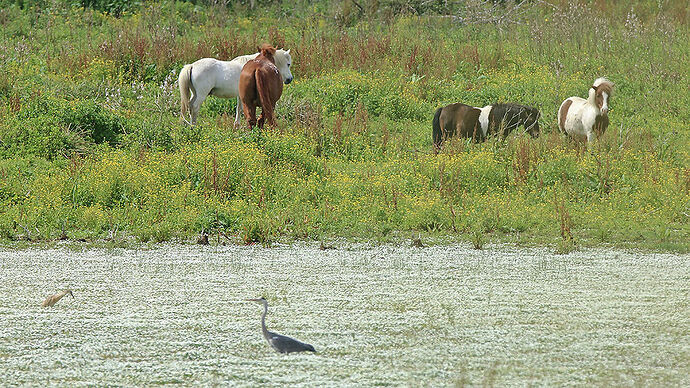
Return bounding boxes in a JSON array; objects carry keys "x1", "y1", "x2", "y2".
[
  {"x1": 56, "y1": 290, "x2": 70, "y2": 301},
  {"x1": 260, "y1": 301, "x2": 270, "y2": 339}
]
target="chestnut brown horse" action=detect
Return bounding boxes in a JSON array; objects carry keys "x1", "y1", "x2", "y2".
[
  {"x1": 238, "y1": 44, "x2": 284, "y2": 129},
  {"x1": 432, "y1": 102, "x2": 540, "y2": 152}
]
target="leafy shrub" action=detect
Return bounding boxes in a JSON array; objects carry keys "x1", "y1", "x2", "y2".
[
  {"x1": 1, "y1": 97, "x2": 125, "y2": 159},
  {"x1": 60, "y1": 100, "x2": 124, "y2": 146},
  {"x1": 75, "y1": 0, "x2": 141, "y2": 16},
  {"x1": 0, "y1": 115, "x2": 73, "y2": 160},
  {"x1": 291, "y1": 70, "x2": 431, "y2": 122},
  {"x1": 2, "y1": 0, "x2": 140, "y2": 16}
]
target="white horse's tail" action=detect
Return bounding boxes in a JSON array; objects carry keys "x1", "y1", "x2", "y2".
[{"x1": 178, "y1": 64, "x2": 194, "y2": 122}]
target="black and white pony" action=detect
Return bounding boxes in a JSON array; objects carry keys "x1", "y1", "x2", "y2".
[{"x1": 432, "y1": 102, "x2": 540, "y2": 151}]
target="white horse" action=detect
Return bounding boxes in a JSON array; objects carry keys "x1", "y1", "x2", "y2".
[
  {"x1": 558, "y1": 77, "x2": 614, "y2": 142},
  {"x1": 178, "y1": 48, "x2": 293, "y2": 126}
]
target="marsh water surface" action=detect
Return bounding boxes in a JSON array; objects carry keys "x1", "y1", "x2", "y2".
[{"x1": 0, "y1": 244, "x2": 688, "y2": 386}]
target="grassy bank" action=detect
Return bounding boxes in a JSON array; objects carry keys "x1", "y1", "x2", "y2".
[{"x1": 0, "y1": 1, "x2": 688, "y2": 251}]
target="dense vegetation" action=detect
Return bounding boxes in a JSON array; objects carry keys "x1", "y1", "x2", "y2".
[{"x1": 0, "y1": 0, "x2": 688, "y2": 250}]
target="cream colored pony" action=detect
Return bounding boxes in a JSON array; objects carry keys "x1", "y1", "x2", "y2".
[{"x1": 178, "y1": 48, "x2": 293, "y2": 126}]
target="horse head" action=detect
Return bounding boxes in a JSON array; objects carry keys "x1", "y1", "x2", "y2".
[
  {"x1": 589, "y1": 77, "x2": 613, "y2": 116},
  {"x1": 274, "y1": 49, "x2": 293, "y2": 85},
  {"x1": 524, "y1": 107, "x2": 540, "y2": 138},
  {"x1": 258, "y1": 43, "x2": 276, "y2": 58}
]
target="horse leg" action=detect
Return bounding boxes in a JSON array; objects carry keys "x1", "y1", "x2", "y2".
[
  {"x1": 257, "y1": 109, "x2": 265, "y2": 129},
  {"x1": 190, "y1": 93, "x2": 207, "y2": 126},
  {"x1": 258, "y1": 104, "x2": 277, "y2": 129},
  {"x1": 242, "y1": 102, "x2": 257, "y2": 129},
  {"x1": 266, "y1": 104, "x2": 277, "y2": 127},
  {"x1": 182, "y1": 91, "x2": 197, "y2": 125},
  {"x1": 255, "y1": 72, "x2": 280, "y2": 129},
  {"x1": 234, "y1": 97, "x2": 242, "y2": 129},
  {"x1": 187, "y1": 94, "x2": 198, "y2": 125},
  {"x1": 258, "y1": 102, "x2": 275, "y2": 129}
]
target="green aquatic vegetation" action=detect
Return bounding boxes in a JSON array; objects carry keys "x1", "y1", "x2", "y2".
[{"x1": 1, "y1": 245, "x2": 688, "y2": 385}]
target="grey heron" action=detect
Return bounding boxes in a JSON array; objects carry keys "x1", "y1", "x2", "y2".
[
  {"x1": 246, "y1": 297, "x2": 316, "y2": 354},
  {"x1": 42, "y1": 289, "x2": 74, "y2": 307}
]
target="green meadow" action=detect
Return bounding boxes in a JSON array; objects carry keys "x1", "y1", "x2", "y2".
[{"x1": 0, "y1": 0, "x2": 688, "y2": 251}]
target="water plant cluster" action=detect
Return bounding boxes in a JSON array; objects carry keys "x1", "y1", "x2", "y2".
[{"x1": 0, "y1": 0, "x2": 687, "y2": 250}]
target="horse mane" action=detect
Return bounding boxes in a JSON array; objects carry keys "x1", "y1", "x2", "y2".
[
  {"x1": 593, "y1": 77, "x2": 613, "y2": 95},
  {"x1": 258, "y1": 44, "x2": 277, "y2": 60},
  {"x1": 493, "y1": 103, "x2": 528, "y2": 111},
  {"x1": 491, "y1": 103, "x2": 538, "y2": 119}
]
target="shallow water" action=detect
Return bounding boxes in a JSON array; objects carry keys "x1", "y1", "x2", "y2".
[{"x1": 0, "y1": 243, "x2": 688, "y2": 386}]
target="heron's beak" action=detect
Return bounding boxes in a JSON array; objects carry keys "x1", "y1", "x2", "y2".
[{"x1": 246, "y1": 298, "x2": 260, "y2": 302}]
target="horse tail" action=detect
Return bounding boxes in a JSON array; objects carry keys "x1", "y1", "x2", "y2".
[
  {"x1": 558, "y1": 99, "x2": 572, "y2": 134},
  {"x1": 179, "y1": 64, "x2": 194, "y2": 122},
  {"x1": 432, "y1": 106, "x2": 443, "y2": 153},
  {"x1": 256, "y1": 70, "x2": 276, "y2": 127}
]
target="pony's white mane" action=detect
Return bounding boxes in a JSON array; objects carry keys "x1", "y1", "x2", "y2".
[{"x1": 593, "y1": 77, "x2": 613, "y2": 89}]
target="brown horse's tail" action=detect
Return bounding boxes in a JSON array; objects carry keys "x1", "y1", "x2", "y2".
[
  {"x1": 255, "y1": 69, "x2": 277, "y2": 127},
  {"x1": 432, "y1": 106, "x2": 443, "y2": 153}
]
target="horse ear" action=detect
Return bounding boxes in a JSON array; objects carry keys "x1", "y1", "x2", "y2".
[{"x1": 286, "y1": 49, "x2": 290, "y2": 55}]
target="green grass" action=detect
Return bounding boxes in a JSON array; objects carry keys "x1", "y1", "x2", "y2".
[{"x1": 0, "y1": 0, "x2": 688, "y2": 251}]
